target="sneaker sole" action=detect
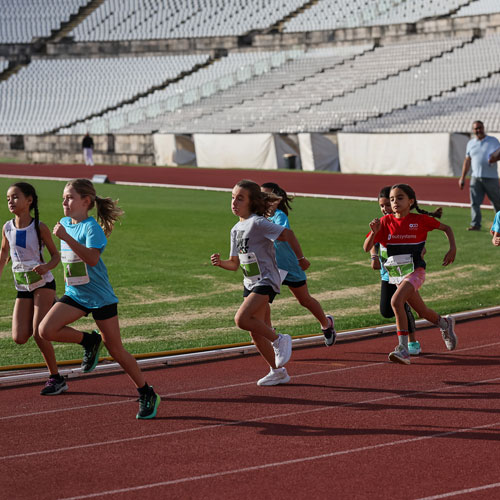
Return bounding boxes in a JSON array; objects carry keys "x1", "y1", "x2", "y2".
[
  {"x1": 82, "y1": 338, "x2": 103, "y2": 374},
  {"x1": 257, "y1": 374, "x2": 291, "y2": 386},
  {"x1": 136, "y1": 395, "x2": 161, "y2": 420},
  {"x1": 324, "y1": 315, "x2": 336, "y2": 347},
  {"x1": 41, "y1": 383, "x2": 69, "y2": 396},
  {"x1": 388, "y1": 353, "x2": 411, "y2": 365}
]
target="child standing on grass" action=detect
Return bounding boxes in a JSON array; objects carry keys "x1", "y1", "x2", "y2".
[
  {"x1": 261, "y1": 182, "x2": 336, "y2": 346},
  {"x1": 39, "y1": 179, "x2": 160, "y2": 419},
  {"x1": 363, "y1": 183, "x2": 457, "y2": 365},
  {"x1": 0, "y1": 182, "x2": 63, "y2": 395},
  {"x1": 370, "y1": 186, "x2": 421, "y2": 355},
  {"x1": 211, "y1": 179, "x2": 310, "y2": 386}
]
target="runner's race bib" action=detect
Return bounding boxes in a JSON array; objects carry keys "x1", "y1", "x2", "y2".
[
  {"x1": 384, "y1": 254, "x2": 414, "y2": 285},
  {"x1": 60, "y1": 240, "x2": 90, "y2": 286},
  {"x1": 12, "y1": 260, "x2": 46, "y2": 291},
  {"x1": 239, "y1": 252, "x2": 262, "y2": 283}
]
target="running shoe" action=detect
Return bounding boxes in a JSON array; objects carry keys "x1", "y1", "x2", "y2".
[
  {"x1": 136, "y1": 386, "x2": 160, "y2": 419},
  {"x1": 81, "y1": 330, "x2": 103, "y2": 373},
  {"x1": 322, "y1": 314, "x2": 337, "y2": 346},
  {"x1": 440, "y1": 315, "x2": 457, "y2": 351},
  {"x1": 257, "y1": 367, "x2": 291, "y2": 386},
  {"x1": 408, "y1": 341, "x2": 421, "y2": 356},
  {"x1": 273, "y1": 333, "x2": 292, "y2": 368},
  {"x1": 388, "y1": 344, "x2": 411, "y2": 365},
  {"x1": 40, "y1": 375, "x2": 68, "y2": 396}
]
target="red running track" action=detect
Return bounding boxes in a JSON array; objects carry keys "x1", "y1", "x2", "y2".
[
  {"x1": 2, "y1": 318, "x2": 500, "y2": 499},
  {"x1": 1, "y1": 163, "x2": 498, "y2": 498},
  {"x1": 0, "y1": 162, "x2": 475, "y2": 203}
]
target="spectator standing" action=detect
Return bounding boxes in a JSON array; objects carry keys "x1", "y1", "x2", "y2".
[
  {"x1": 459, "y1": 121, "x2": 500, "y2": 231},
  {"x1": 82, "y1": 133, "x2": 94, "y2": 166}
]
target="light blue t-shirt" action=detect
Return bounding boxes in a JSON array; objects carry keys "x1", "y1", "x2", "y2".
[
  {"x1": 60, "y1": 216, "x2": 118, "y2": 308},
  {"x1": 269, "y1": 209, "x2": 306, "y2": 283},
  {"x1": 466, "y1": 135, "x2": 500, "y2": 178},
  {"x1": 491, "y1": 211, "x2": 500, "y2": 233}
]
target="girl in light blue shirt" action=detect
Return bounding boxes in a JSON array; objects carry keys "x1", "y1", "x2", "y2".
[
  {"x1": 39, "y1": 179, "x2": 159, "y2": 419},
  {"x1": 261, "y1": 182, "x2": 336, "y2": 347}
]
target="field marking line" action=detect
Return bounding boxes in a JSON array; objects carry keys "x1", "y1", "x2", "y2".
[
  {"x1": 1, "y1": 340, "x2": 499, "y2": 422},
  {"x1": 416, "y1": 482, "x2": 500, "y2": 499},
  {"x1": 2, "y1": 373, "x2": 500, "y2": 463},
  {"x1": 57, "y1": 419, "x2": 500, "y2": 500}
]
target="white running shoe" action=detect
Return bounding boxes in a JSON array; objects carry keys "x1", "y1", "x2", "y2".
[
  {"x1": 440, "y1": 315, "x2": 457, "y2": 351},
  {"x1": 257, "y1": 367, "x2": 291, "y2": 386},
  {"x1": 388, "y1": 344, "x2": 411, "y2": 365},
  {"x1": 273, "y1": 333, "x2": 292, "y2": 368}
]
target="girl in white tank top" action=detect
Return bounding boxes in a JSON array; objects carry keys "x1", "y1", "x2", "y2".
[{"x1": 0, "y1": 182, "x2": 64, "y2": 395}]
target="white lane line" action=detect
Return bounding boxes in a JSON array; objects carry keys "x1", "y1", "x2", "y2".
[
  {"x1": 57, "y1": 420, "x2": 500, "y2": 500},
  {"x1": 2, "y1": 375, "x2": 500, "y2": 462},
  {"x1": 1, "y1": 341, "x2": 500, "y2": 422},
  {"x1": 416, "y1": 482, "x2": 500, "y2": 499}
]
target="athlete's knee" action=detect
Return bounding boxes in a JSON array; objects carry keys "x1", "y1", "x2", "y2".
[{"x1": 12, "y1": 329, "x2": 30, "y2": 345}]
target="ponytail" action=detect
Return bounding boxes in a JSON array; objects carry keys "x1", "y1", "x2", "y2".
[{"x1": 66, "y1": 179, "x2": 124, "y2": 236}]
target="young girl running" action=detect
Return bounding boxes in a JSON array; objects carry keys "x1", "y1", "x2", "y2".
[
  {"x1": 211, "y1": 179, "x2": 310, "y2": 386},
  {"x1": 363, "y1": 183, "x2": 457, "y2": 365},
  {"x1": 39, "y1": 179, "x2": 160, "y2": 419},
  {"x1": 261, "y1": 182, "x2": 336, "y2": 346},
  {"x1": 369, "y1": 186, "x2": 421, "y2": 355},
  {"x1": 0, "y1": 182, "x2": 63, "y2": 395}
]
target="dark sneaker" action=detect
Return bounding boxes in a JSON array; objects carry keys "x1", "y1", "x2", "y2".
[
  {"x1": 467, "y1": 225, "x2": 480, "y2": 231},
  {"x1": 322, "y1": 314, "x2": 337, "y2": 346},
  {"x1": 81, "y1": 330, "x2": 103, "y2": 373},
  {"x1": 40, "y1": 375, "x2": 68, "y2": 396},
  {"x1": 136, "y1": 387, "x2": 160, "y2": 420}
]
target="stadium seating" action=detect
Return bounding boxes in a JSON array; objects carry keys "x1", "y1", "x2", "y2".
[
  {"x1": 70, "y1": 0, "x2": 307, "y2": 41},
  {"x1": 0, "y1": 0, "x2": 88, "y2": 43},
  {"x1": 284, "y1": 0, "x2": 473, "y2": 32},
  {"x1": 0, "y1": 54, "x2": 209, "y2": 134}
]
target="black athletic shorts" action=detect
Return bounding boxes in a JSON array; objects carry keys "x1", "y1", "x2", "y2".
[{"x1": 58, "y1": 294, "x2": 118, "y2": 321}]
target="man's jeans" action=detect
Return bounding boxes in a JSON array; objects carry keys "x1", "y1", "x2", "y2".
[{"x1": 470, "y1": 176, "x2": 500, "y2": 228}]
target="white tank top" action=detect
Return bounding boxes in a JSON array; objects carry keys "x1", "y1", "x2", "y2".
[{"x1": 4, "y1": 219, "x2": 54, "y2": 291}]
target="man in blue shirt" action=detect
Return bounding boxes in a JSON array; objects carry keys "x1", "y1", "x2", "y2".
[{"x1": 459, "y1": 120, "x2": 500, "y2": 231}]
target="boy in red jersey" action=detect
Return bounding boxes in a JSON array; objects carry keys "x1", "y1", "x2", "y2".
[{"x1": 364, "y1": 184, "x2": 457, "y2": 364}]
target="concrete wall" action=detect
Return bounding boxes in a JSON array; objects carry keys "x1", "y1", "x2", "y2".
[{"x1": 0, "y1": 134, "x2": 156, "y2": 165}]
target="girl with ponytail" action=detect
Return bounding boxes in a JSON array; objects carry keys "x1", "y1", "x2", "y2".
[
  {"x1": 364, "y1": 183, "x2": 457, "y2": 365},
  {"x1": 39, "y1": 179, "x2": 160, "y2": 419},
  {"x1": 0, "y1": 182, "x2": 63, "y2": 395}
]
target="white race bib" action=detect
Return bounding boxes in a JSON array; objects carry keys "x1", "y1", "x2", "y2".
[
  {"x1": 12, "y1": 260, "x2": 46, "y2": 291},
  {"x1": 239, "y1": 252, "x2": 262, "y2": 283},
  {"x1": 60, "y1": 240, "x2": 90, "y2": 286},
  {"x1": 384, "y1": 254, "x2": 414, "y2": 285}
]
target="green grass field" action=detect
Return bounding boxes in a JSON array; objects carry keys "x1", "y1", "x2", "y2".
[{"x1": 1, "y1": 177, "x2": 499, "y2": 367}]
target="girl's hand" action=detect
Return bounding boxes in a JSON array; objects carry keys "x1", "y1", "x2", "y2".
[
  {"x1": 369, "y1": 218, "x2": 381, "y2": 234},
  {"x1": 371, "y1": 258, "x2": 381, "y2": 270},
  {"x1": 53, "y1": 222, "x2": 67, "y2": 241},
  {"x1": 210, "y1": 253, "x2": 221, "y2": 266},
  {"x1": 32, "y1": 263, "x2": 49, "y2": 276},
  {"x1": 492, "y1": 236, "x2": 500, "y2": 247},
  {"x1": 298, "y1": 257, "x2": 310, "y2": 271},
  {"x1": 442, "y1": 248, "x2": 456, "y2": 266}
]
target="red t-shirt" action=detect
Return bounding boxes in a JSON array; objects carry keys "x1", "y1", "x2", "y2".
[{"x1": 373, "y1": 213, "x2": 441, "y2": 269}]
